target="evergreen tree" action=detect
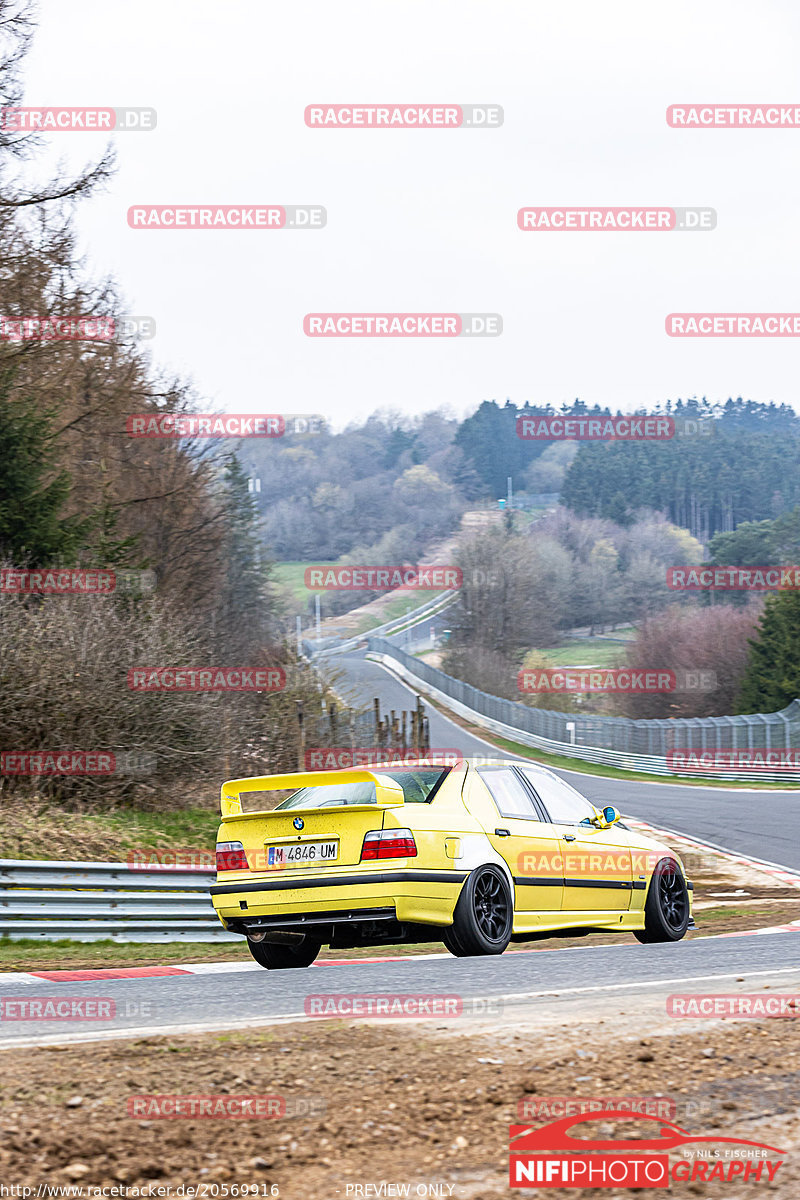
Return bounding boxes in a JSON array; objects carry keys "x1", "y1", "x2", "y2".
[
  {"x1": 0, "y1": 373, "x2": 87, "y2": 564},
  {"x1": 453, "y1": 399, "x2": 550, "y2": 497},
  {"x1": 737, "y1": 591, "x2": 800, "y2": 713},
  {"x1": 562, "y1": 418, "x2": 800, "y2": 539},
  {"x1": 214, "y1": 453, "x2": 275, "y2": 655}
]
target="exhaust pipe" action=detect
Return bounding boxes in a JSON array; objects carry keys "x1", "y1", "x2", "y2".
[{"x1": 247, "y1": 929, "x2": 306, "y2": 945}]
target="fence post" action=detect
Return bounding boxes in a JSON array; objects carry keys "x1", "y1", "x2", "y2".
[{"x1": 296, "y1": 701, "x2": 305, "y2": 771}]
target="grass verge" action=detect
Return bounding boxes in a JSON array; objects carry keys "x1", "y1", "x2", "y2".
[
  {"x1": 0, "y1": 802, "x2": 220, "y2": 862},
  {"x1": 536, "y1": 637, "x2": 631, "y2": 668}
]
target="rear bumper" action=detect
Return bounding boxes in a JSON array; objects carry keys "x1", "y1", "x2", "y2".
[{"x1": 211, "y1": 867, "x2": 467, "y2": 931}]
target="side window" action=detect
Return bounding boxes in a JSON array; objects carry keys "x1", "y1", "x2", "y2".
[
  {"x1": 478, "y1": 767, "x2": 540, "y2": 820},
  {"x1": 518, "y1": 769, "x2": 597, "y2": 825}
]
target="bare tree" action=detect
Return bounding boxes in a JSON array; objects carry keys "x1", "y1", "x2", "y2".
[
  {"x1": 0, "y1": 1, "x2": 115, "y2": 208},
  {"x1": 619, "y1": 603, "x2": 763, "y2": 719}
]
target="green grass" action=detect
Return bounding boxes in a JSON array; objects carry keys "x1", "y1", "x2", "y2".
[
  {"x1": 538, "y1": 640, "x2": 626, "y2": 668},
  {"x1": 509, "y1": 507, "x2": 551, "y2": 528},
  {"x1": 693, "y1": 906, "x2": 755, "y2": 921},
  {"x1": 376, "y1": 592, "x2": 444, "y2": 623},
  {"x1": 346, "y1": 593, "x2": 429, "y2": 635},
  {"x1": 0, "y1": 937, "x2": 251, "y2": 971},
  {"x1": 99, "y1": 808, "x2": 221, "y2": 846},
  {"x1": 528, "y1": 628, "x2": 637, "y2": 669},
  {"x1": 272, "y1": 561, "x2": 318, "y2": 605},
  {"x1": 0, "y1": 803, "x2": 221, "y2": 862}
]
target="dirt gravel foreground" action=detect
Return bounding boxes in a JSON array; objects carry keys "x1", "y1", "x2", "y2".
[{"x1": 1, "y1": 999, "x2": 799, "y2": 1199}]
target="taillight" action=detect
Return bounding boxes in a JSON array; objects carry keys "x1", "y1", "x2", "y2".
[
  {"x1": 216, "y1": 840, "x2": 249, "y2": 871},
  {"x1": 361, "y1": 829, "x2": 417, "y2": 860}
]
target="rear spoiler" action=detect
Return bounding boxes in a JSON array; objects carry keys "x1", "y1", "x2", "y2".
[{"x1": 219, "y1": 768, "x2": 408, "y2": 818}]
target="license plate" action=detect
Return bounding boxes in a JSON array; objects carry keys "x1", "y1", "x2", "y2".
[{"x1": 267, "y1": 840, "x2": 338, "y2": 867}]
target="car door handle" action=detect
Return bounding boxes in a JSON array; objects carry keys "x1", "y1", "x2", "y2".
[
  {"x1": 562, "y1": 834, "x2": 576, "y2": 842},
  {"x1": 495, "y1": 828, "x2": 511, "y2": 837}
]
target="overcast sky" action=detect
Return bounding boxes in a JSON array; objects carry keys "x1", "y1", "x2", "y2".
[{"x1": 20, "y1": 0, "x2": 800, "y2": 428}]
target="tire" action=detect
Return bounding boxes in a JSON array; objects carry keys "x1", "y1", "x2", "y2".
[
  {"x1": 442, "y1": 926, "x2": 469, "y2": 957},
  {"x1": 448, "y1": 865, "x2": 513, "y2": 956},
  {"x1": 247, "y1": 936, "x2": 322, "y2": 970},
  {"x1": 634, "y1": 858, "x2": 690, "y2": 944}
]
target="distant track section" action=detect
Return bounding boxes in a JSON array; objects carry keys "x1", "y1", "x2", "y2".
[{"x1": 365, "y1": 639, "x2": 800, "y2": 784}]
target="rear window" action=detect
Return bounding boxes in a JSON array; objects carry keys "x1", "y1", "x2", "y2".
[{"x1": 274, "y1": 768, "x2": 447, "y2": 810}]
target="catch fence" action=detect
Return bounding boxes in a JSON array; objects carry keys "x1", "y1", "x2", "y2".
[{"x1": 366, "y1": 638, "x2": 800, "y2": 781}]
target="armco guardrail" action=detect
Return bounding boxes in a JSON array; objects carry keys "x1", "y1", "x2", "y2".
[
  {"x1": 366, "y1": 639, "x2": 800, "y2": 783},
  {"x1": 0, "y1": 859, "x2": 237, "y2": 943},
  {"x1": 305, "y1": 589, "x2": 457, "y2": 658}
]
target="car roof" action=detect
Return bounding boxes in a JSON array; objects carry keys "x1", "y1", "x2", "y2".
[
  {"x1": 332, "y1": 758, "x2": 560, "y2": 782},
  {"x1": 466, "y1": 758, "x2": 558, "y2": 779}
]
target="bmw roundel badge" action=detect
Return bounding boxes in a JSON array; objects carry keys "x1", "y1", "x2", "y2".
[{"x1": 293, "y1": 817, "x2": 304, "y2": 830}]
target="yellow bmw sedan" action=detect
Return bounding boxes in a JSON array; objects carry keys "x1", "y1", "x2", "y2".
[{"x1": 210, "y1": 758, "x2": 694, "y2": 969}]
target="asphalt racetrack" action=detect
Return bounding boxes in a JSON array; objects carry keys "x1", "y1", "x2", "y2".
[{"x1": 1, "y1": 931, "x2": 799, "y2": 1047}]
